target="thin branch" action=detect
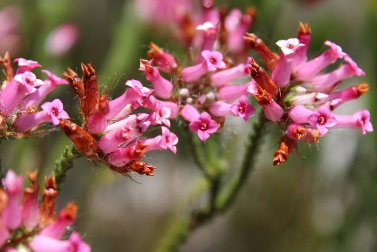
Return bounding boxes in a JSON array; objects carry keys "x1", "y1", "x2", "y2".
[{"x1": 53, "y1": 144, "x2": 82, "y2": 189}]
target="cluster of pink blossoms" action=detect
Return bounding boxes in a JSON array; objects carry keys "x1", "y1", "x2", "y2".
[
  {"x1": 0, "y1": 170, "x2": 90, "y2": 252},
  {"x1": 136, "y1": 2, "x2": 372, "y2": 165},
  {"x1": 138, "y1": 2, "x2": 256, "y2": 141},
  {"x1": 0, "y1": 53, "x2": 70, "y2": 138},
  {"x1": 244, "y1": 23, "x2": 373, "y2": 165},
  {"x1": 60, "y1": 64, "x2": 178, "y2": 176}
]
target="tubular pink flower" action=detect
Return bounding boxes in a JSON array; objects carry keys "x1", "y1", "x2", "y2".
[
  {"x1": 14, "y1": 71, "x2": 44, "y2": 93},
  {"x1": 196, "y1": 22, "x2": 218, "y2": 53},
  {"x1": 227, "y1": 11, "x2": 253, "y2": 53},
  {"x1": 295, "y1": 41, "x2": 345, "y2": 80},
  {"x1": 15, "y1": 99, "x2": 69, "y2": 132},
  {"x1": 288, "y1": 105, "x2": 314, "y2": 123},
  {"x1": 107, "y1": 145, "x2": 142, "y2": 167},
  {"x1": 181, "y1": 104, "x2": 200, "y2": 122},
  {"x1": 40, "y1": 203, "x2": 77, "y2": 239},
  {"x1": 230, "y1": 95, "x2": 255, "y2": 121},
  {"x1": 209, "y1": 101, "x2": 232, "y2": 117},
  {"x1": 148, "y1": 43, "x2": 178, "y2": 74},
  {"x1": 189, "y1": 112, "x2": 219, "y2": 141},
  {"x1": 307, "y1": 105, "x2": 337, "y2": 136},
  {"x1": 217, "y1": 82, "x2": 250, "y2": 102},
  {"x1": 159, "y1": 127, "x2": 178, "y2": 153},
  {"x1": 2, "y1": 170, "x2": 23, "y2": 230},
  {"x1": 261, "y1": 100, "x2": 284, "y2": 123},
  {"x1": 30, "y1": 232, "x2": 90, "y2": 252},
  {"x1": 181, "y1": 50, "x2": 226, "y2": 82},
  {"x1": 45, "y1": 23, "x2": 79, "y2": 57},
  {"x1": 140, "y1": 60, "x2": 173, "y2": 99},
  {"x1": 22, "y1": 70, "x2": 69, "y2": 108},
  {"x1": 293, "y1": 23, "x2": 311, "y2": 69},
  {"x1": 21, "y1": 187, "x2": 39, "y2": 231},
  {"x1": 334, "y1": 110, "x2": 373, "y2": 135},
  {"x1": 273, "y1": 39, "x2": 304, "y2": 87},
  {"x1": 312, "y1": 55, "x2": 365, "y2": 92},
  {"x1": 211, "y1": 58, "x2": 251, "y2": 87},
  {"x1": 150, "y1": 106, "x2": 172, "y2": 127}
]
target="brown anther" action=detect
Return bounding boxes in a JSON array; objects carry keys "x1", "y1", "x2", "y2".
[
  {"x1": 249, "y1": 59, "x2": 278, "y2": 98},
  {"x1": 357, "y1": 83, "x2": 369, "y2": 96},
  {"x1": 27, "y1": 170, "x2": 39, "y2": 184},
  {"x1": 254, "y1": 85, "x2": 273, "y2": 106},
  {"x1": 293, "y1": 126, "x2": 307, "y2": 140},
  {"x1": 59, "y1": 119, "x2": 98, "y2": 159},
  {"x1": 298, "y1": 22, "x2": 311, "y2": 35},
  {"x1": 273, "y1": 137, "x2": 296, "y2": 166},
  {"x1": 305, "y1": 128, "x2": 320, "y2": 143},
  {"x1": 26, "y1": 105, "x2": 39, "y2": 114},
  {"x1": 125, "y1": 160, "x2": 156, "y2": 176},
  {"x1": 244, "y1": 33, "x2": 279, "y2": 72},
  {"x1": 59, "y1": 201, "x2": 78, "y2": 221},
  {"x1": 40, "y1": 176, "x2": 58, "y2": 226}
]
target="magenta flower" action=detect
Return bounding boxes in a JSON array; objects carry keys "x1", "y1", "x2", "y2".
[
  {"x1": 189, "y1": 112, "x2": 219, "y2": 141},
  {"x1": 307, "y1": 106, "x2": 337, "y2": 136},
  {"x1": 334, "y1": 110, "x2": 374, "y2": 135},
  {"x1": 159, "y1": 127, "x2": 179, "y2": 153},
  {"x1": 230, "y1": 95, "x2": 255, "y2": 121},
  {"x1": 30, "y1": 232, "x2": 90, "y2": 252},
  {"x1": 41, "y1": 99, "x2": 70, "y2": 125}
]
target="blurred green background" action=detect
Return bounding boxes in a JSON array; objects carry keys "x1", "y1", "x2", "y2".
[{"x1": 0, "y1": 0, "x2": 376, "y2": 251}]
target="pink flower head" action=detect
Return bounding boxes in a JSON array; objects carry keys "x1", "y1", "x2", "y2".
[
  {"x1": 45, "y1": 23, "x2": 79, "y2": 56},
  {"x1": 189, "y1": 112, "x2": 219, "y2": 141},
  {"x1": 307, "y1": 105, "x2": 337, "y2": 136},
  {"x1": 276, "y1": 38, "x2": 304, "y2": 56},
  {"x1": 354, "y1": 110, "x2": 373, "y2": 135},
  {"x1": 41, "y1": 99, "x2": 70, "y2": 125},
  {"x1": 230, "y1": 95, "x2": 255, "y2": 121},
  {"x1": 150, "y1": 105, "x2": 171, "y2": 127},
  {"x1": 201, "y1": 50, "x2": 226, "y2": 71},
  {"x1": 42, "y1": 70, "x2": 69, "y2": 86},
  {"x1": 14, "y1": 71, "x2": 44, "y2": 93},
  {"x1": 159, "y1": 127, "x2": 179, "y2": 153}
]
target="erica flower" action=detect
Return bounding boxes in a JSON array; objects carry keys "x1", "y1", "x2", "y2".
[
  {"x1": 0, "y1": 170, "x2": 90, "y2": 252},
  {"x1": 45, "y1": 23, "x2": 79, "y2": 57},
  {"x1": 244, "y1": 22, "x2": 373, "y2": 165},
  {"x1": 61, "y1": 63, "x2": 179, "y2": 176},
  {"x1": 0, "y1": 53, "x2": 70, "y2": 138}
]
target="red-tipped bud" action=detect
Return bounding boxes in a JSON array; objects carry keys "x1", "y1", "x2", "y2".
[
  {"x1": 249, "y1": 59, "x2": 278, "y2": 98},
  {"x1": 244, "y1": 33, "x2": 279, "y2": 72},
  {"x1": 298, "y1": 22, "x2": 311, "y2": 35},
  {"x1": 39, "y1": 176, "x2": 58, "y2": 227},
  {"x1": 357, "y1": 83, "x2": 369, "y2": 96},
  {"x1": 63, "y1": 68, "x2": 85, "y2": 99},
  {"x1": 125, "y1": 160, "x2": 156, "y2": 176},
  {"x1": 59, "y1": 119, "x2": 98, "y2": 159},
  {"x1": 81, "y1": 63, "x2": 99, "y2": 116}
]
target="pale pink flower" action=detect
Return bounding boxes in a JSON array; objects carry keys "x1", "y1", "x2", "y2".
[{"x1": 45, "y1": 24, "x2": 79, "y2": 56}]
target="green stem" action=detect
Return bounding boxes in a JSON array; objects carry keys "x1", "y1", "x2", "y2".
[
  {"x1": 53, "y1": 145, "x2": 82, "y2": 188},
  {"x1": 154, "y1": 113, "x2": 266, "y2": 252}
]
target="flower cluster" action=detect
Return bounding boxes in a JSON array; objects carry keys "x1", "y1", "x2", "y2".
[
  {"x1": 0, "y1": 169, "x2": 90, "y2": 252},
  {"x1": 140, "y1": 3, "x2": 257, "y2": 141},
  {"x1": 60, "y1": 63, "x2": 178, "y2": 176},
  {"x1": 0, "y1": 53, "x2": 70, "y2": 138},
  {"x1": 244, "y1": 23, "x2": 373, "y2": 165}
]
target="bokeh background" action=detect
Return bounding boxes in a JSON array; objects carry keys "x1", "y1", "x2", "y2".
[{"x1": 0, "y1": 0, "x2": 376, "y2": 251}]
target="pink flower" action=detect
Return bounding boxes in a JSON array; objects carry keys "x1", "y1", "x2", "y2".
[
  {"x1": 41, "y1": 99, "x2": 70, "y2": 125},
  {"x1": 45, "y1": 23, "x2": 79, "y2": 56},
  {"x1": 230, "y1": 95, "x2": 255, "y2": 121},
  {"x1": 189, "y1": 112, "x2": 219, "y2": 141},
  {"x1": 30, "y1": 232, "x2": 90, "y2": 252},
  {"x1": 181, "y1": 50, "x2": 226, "y2": 82},
  {"x1": 334, "y1": 110, "x2": 373, "y2": 135},
  {"x1": 276, "y1": 38, "x2": 304, "y2": 56},
  {"x1": 307, "y1": 106, "x2": 337, "y2": 136},
  {"x1": 159, "y1": 127, "x2": 179, "y2": 153},
  {"x1": 14, "y1": 71, "x2": 44, "y2": 93},
  {"x1": 2, "y1": 170, "x2": 23, "y2": 230}
]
